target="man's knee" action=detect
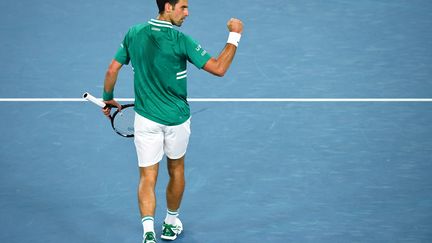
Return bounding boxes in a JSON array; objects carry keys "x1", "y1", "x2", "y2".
[
  {"x1": 139, "y1": 164, "x2": 159, "y2": 186},
  {"x1": 167, "y1": 157, "x2": 185, "y2": 178}
]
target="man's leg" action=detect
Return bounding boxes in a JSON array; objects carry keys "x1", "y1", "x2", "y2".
[
  {"x1": 162, "y1": 119, "x2": 189, "y2": 240},
  {"x1": 161, "y1": 156, "x2": 185, "y2": 240},
  {"x1": 166, "y1": 156, "x2": 185, "y2": 210},
  {"x1": 138, "y1": 163, "x2": 159, "y2": 237}
]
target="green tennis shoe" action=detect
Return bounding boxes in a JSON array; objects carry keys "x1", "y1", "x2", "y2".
[
  {"x1": 161, "y1": 218, "x2": 183, "y2": 240},
  {"x1": 143, "y1": 231, "x2": 156, "y2": 243}
]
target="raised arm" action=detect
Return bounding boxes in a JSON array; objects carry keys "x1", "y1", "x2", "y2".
[{"x1": 203, "y1": 18, "x2": 243, "y2": 77}]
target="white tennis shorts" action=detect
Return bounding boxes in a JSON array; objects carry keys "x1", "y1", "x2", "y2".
[{"x1": 134, "y1": 113, "x2": 191, "y2": 167}]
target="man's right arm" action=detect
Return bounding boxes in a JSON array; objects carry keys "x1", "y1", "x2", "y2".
[
  {"x1": 203, "y1": 18, "x2": 243, "y2": 77},
  {"x1": 102, "y1": 59, "x2": 123, "y2": 116}
]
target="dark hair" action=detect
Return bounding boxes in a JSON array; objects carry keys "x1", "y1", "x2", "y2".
[{"x1": 156, "y1": 0, "x2": 180, "y2": 14}]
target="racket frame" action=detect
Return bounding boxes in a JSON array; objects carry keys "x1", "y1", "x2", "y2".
[
  {"x1": 111, "y1": 104, "x2": 135, "y2": 138},
  {"x1": 83, "y1": 92, "x2": 135, "y2": 138}
]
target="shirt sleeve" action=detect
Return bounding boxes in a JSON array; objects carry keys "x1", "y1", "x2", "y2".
[
  {"x1": 114, "y1": 30, "x2": 131, "y2": 65},
  {"x1": 182, "y1": 34, "x2": 212, "y2": 69}
]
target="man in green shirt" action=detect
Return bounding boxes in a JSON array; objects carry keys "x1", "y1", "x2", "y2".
[{"x1": 101, "y1": 0, "x2": 243, "y2": 242}]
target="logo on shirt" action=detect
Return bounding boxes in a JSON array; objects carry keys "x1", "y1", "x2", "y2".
[
  {"x1": 176, "y1": 70, "x2": 187, "y2": 80},
  {"x1": 195, "y1": 44, "x2": 207, "y2": 56}
]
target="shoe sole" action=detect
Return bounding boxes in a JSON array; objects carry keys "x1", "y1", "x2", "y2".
[{"x1": 161, "y1": 228, "x2": 182, "y2": 241}]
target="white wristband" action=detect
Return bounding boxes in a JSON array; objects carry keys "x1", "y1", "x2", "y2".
[{"x1": 227, "y1": 32, "x2": 241, "y2": 47}]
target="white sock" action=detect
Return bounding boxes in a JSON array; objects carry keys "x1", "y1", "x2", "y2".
[
  {"x1": 141, "y1": 216, "x2": 155, "y2": 235},
  {"x1": 164, "y1": 209, "x2": 179, "y2": 225}
]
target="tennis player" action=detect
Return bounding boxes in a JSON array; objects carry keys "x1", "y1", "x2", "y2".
[{"x1": 101, "y1": 0, "x2": 243, "y2": 242}]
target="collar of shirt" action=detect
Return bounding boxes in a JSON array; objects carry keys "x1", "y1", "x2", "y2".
[{"x1": 148, "y1": 19, "x2": 173, "y2": 29}]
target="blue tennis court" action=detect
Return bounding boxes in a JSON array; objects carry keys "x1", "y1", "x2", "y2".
[{"x1": 1, "y1": 0, "x2": 432, "y2": 242}]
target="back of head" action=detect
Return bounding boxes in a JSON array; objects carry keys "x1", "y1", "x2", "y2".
[{"x1": 156, "y1": 0, "x2": 180, "y2": 14}]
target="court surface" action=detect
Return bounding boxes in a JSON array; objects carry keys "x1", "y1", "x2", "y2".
[{"x1": 1, "y1": 0, "x2": 432, "y2": 242}]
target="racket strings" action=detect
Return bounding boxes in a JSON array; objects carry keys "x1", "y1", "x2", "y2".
[{"x1": 112, "y1": 106, "x2": 135, "y2": 137}]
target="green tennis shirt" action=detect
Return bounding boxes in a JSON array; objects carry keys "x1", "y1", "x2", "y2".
[{"x1": 114, "y1": 19, "x2": 212, "y2": 125}]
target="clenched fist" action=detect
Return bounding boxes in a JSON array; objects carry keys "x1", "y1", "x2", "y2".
[{"x1": 227, "y1": 18, "x2": 243, "y2": 34}]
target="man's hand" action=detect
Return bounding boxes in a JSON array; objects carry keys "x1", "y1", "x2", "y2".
[
  {"x1": 227, "y1": 18, "x2": 243, "y2": 34},
  {"x1": 102, "y1": 99, "x2": 122, "y2": 117}
]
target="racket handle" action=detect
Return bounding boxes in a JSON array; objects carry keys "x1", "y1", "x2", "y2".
[{"x1": 82, "y1": 92, "x2": 107, "y2": 108}]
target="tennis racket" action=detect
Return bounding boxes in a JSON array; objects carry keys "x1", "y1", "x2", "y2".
[{"x1": 83, "y1": 92, "x2": 135, "y2": 138}]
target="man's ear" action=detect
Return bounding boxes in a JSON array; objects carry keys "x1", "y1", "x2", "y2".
[{"x1": 164, "y1": 2, "x2": 174, "y2": 14}]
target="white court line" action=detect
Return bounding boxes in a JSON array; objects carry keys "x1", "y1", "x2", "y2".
[
  {"x1": 1, "y1": 98, "x2": 432, "y2": 102},
  {"x1": 189, "y1": 98, "x2": 432, "y2": 102}
]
